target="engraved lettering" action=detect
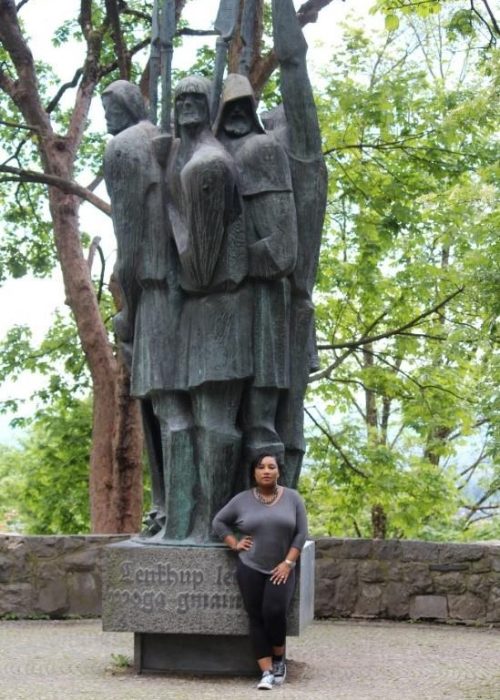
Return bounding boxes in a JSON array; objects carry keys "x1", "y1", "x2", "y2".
[
  {"x1": 120, "y1": 561, "x2": 133, "y2": 582},
  {"x1": 175, "y1": 591, "x2": 243, "y2": 614},
  {"x1": 215, "y1": 565, "x2": 236, "y2": 586},
  {"x1": 142, "y1": 591, "x2": 152, "y2": 612},
  {"x1": 108, "y1": 588, "x2": 167, "y2": 612},
  {"x1": 210, "y1": 593, "x2": 221, "y2": 609},
  {"x1": 167, "y1": 564, "x2": 178, "y2": 585},
  {"x1": 119, "y1": 563, "x2": 205, "y2": 587},
  {"x1": 177, "y1": 592, "x2": 188, "y2": 614}
]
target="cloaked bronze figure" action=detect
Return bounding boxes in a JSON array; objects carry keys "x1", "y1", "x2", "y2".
[
  {"x1": 102, "y1": 0, "x2": 326, "y2": 542},
  {"x1": 102, "y1": 80, "x2": 179, "y2": 536},
  {"x1": 215, "y1": 73, "x2": 298, "y2": 482},
  {"x1": 162, "y1": 76, "x2": 252, "y2": 540}
]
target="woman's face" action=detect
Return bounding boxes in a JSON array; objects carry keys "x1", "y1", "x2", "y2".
[{"x1": 254, "y1": 456, "x2": 279, "y2": 488}]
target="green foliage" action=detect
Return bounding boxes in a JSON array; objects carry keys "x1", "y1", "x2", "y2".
[
  {"x1": 0, "y1": 310, "x2": 92, "y2": 421},
  {"x1": 110, "y1": 653, "x2": 132, "y2": 668},
  {"x1": 302, "y1": 8, "x2": 499, "y2": 540},
  {"x1": 1, "y1": 0, "x2": 498, "y2": 541},
  {"x1": 0, "y1": 396, "x2": 92, "y2": 534},
  {"x1": 372, "y1": 0, "x2": 498, "y2": 49},
  {"x1": 0, "y1": 445, "x2": 23, "y2": 532},
  {"x1": 300, "y1": 412, "x2": 461, "y2": 539}
]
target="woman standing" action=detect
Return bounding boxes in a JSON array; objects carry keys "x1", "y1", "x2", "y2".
[{"x1": 212, "y1": 454, "x2": 308, "y2": 690}]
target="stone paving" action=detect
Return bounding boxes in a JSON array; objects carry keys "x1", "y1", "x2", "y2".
[{"x1": 1, "y1": 618, "x2": 500, "y2": 700}]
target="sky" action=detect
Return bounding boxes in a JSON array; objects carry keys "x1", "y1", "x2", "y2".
[{"x1": 0, "y1": 0, "x2": 382, "y2": 443}]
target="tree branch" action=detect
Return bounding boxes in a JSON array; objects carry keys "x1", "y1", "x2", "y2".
[
  {"x1": 470, "y1": 0, "x2": 496, "y2": 47},
  {"x1": 310, "y1": 309, "x2": 389, "y2": 383},
  {"x1": 463, "y1": 481, "x2": 500, "y2": 524},
  {"x1": 448, "y1": 418, "x2": 489, "y2": 442},
  {"x1": 305, "y1": 406, "x2": 368, "y2": 478},
  {"x1": 45, "y1": 69, "x2": 83, "y2": 115},
  {"x1": 251, "y1": 0, "x2": 336, "y2": 95},
  {"x1": 104, "y1": 0, "x2": 130, "y2": 79},
  {"x1": 0, "y1": 0, "x2": 51, "y2": 133},
  {"x1": 319, "y1": 287, "x2": 464, "y2": 352},
  {"x1": 458, "y1": 444, "x2": 489, "y2": 488},
  {"x1": 100, "y1": 38, "x2": 150, "y2": 79},
  {"x1": 0, "y1": 117, "x2": 37, "y2": 131},
  {"x1": 362, "y1": 345, "x2": 471, "y2": 403},
  {"x1": 0, "y1": 164, "x2": 110, "y2": 215},
  {"x1": 478, "y1": 0, "x2": 500, "y2": 34}
]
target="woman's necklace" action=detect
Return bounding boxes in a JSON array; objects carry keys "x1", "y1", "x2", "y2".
[{"x1": 254, "y1": 485, "x2": 279, "y2": 505}]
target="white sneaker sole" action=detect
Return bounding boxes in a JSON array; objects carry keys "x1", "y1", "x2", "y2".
[{"x1": 257, "y1": 675, "x2": 274, "y2": 690}]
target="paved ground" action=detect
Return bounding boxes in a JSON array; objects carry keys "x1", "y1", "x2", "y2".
[{"x1": 1, "y1": 619, "x2": 500, "y2": 700}]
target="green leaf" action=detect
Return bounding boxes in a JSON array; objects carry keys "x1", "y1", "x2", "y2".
[{"x1": 385, "y1": 14, "x2": 400, "y2": 32}]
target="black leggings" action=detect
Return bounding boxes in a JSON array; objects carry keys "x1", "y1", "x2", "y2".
[{"x1": 236, "y1": 558, "x2": 296, "y2": 660}]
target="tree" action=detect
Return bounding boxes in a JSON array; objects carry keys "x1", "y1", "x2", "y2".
[
  {"x1": 301, "y1": 6, "x2": 499, "y2": 539},
  {"x1": 0, "y1": 0, "x2": 338, "y2": 532},
  {"x1": 0, "y1": 0, "x2": 155, "y2": 532}
]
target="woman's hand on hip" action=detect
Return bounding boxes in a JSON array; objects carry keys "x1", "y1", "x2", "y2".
[
  {"x1": 270, "y1": 561, "x2": 291, "y2": 585},
  {"x1": 235, "y1": 535, "x2": 253, "y2": 551}
]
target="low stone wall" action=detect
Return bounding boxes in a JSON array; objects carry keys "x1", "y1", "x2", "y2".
[
  {"x1": 1, "y1": 535, "x2": 499, "y2": 624},
  {"x1": 0, "y1": 535, "x2": 128, "y2": 618},
  {"x1": 315, "y1": 538, "x2": 500, "y2": 625}
]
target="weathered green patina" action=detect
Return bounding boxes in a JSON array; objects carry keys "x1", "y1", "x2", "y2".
[{"x1": 102, "y1": 0, "x2": 327, "y2": 543}]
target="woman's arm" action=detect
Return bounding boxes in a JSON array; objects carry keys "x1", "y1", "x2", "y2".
[
  {"x1": 270, "y1": 493, "x2": 308, "y2": 585},
  {"x1": 270, "y1": 546, "x2": 301, "y2": 585},
  {"x1": 223, "y1": 533, "x2": 253, "y2": 552},
  {"x1": 290, "y1": 493, "x2": 308, "y2": 551},
  {"x1": 212, "y1": 495, "x2": 238, "y2": 540},
  {"x1": 212, "y1": 493, "x2": 253, "y2": 553}
]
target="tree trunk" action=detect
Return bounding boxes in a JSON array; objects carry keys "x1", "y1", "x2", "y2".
[
  {"x1": 363, "y1": 345, "x2": 378, "y2": 439},
  {"x1": 371, "y1": 503, "x2": 387, "y2": 539},
  {"x1": 110, "y1": 351, "x2": 144, "y2": 532},
  {"x1": 47, "y1": 182, "x2": 143, "y2": 533}
]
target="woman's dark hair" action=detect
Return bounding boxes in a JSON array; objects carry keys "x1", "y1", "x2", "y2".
[{"x1": 249, "y1": 453, "x2": 284, "y2": 485}]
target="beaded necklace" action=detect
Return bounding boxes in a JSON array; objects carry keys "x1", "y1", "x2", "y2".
[{"x1": 254, "y1": 485, "x2": 279, "y2": 505}]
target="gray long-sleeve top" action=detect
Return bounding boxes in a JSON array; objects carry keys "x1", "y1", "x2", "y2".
[{"x1": 212, "y1": 487, "x2": 308, "y2": 574}]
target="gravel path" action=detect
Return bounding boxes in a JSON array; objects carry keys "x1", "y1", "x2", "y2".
[{"x1": 1, "y1": 619, "x2": 499, "y2": 700}]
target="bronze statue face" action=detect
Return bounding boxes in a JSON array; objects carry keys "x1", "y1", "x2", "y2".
[
  {"x1": 221, "y1": 99, "x2": 254, "y2": 138},
  {"x1": 102, "y1": 92, "x2": 136, "y2": 135},
  {"x1": 175, "y1": 91, "x2": 209, "y2": 128}
]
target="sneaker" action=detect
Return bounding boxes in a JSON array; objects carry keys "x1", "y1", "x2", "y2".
[
  {"x1": 272, "y1": 658, "x2": 287, "y2": 685},
  {"x1": 257, "y1": 670, "x2": 275, "y2": 690}
]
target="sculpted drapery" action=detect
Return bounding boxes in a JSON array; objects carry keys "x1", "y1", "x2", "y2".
[{"x1": 102, "y1": 0, "x2": 326, "y2": 543}]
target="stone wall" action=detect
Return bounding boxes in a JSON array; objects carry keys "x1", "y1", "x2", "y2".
[
  {"x1": 0, "y1": 535, "x2": 127, "y2": 618},
  {"x1": 315, "y1": 538, "x2": 500, "y2": 625},
  {"x1": 1, "y1": 535, "x2": 499, "y2": 624}
]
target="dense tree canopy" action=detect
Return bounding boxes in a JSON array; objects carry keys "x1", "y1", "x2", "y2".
[{"x1": 301, "y1": 7, "x2": 499, "y2": 540}]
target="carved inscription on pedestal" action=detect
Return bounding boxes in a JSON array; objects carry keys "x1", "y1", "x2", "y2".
[
  {"x1": 102, "y1": 540, "x2": 314, "y2": 635},
  {"x1": 102, "y1": 543, "x2": 249, "y2": 634},
  {"x1": 108, "y1": 559, "x2": 243, "y2": 615}
]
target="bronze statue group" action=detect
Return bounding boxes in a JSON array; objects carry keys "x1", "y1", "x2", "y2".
[{"x1": 102, "y1": 0, "x2": 326, "y2": 546}]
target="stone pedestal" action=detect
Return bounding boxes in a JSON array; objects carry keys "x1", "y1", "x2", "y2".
[{"x1": 102, "y1": 539, "x2": 315, "y2": 674}]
